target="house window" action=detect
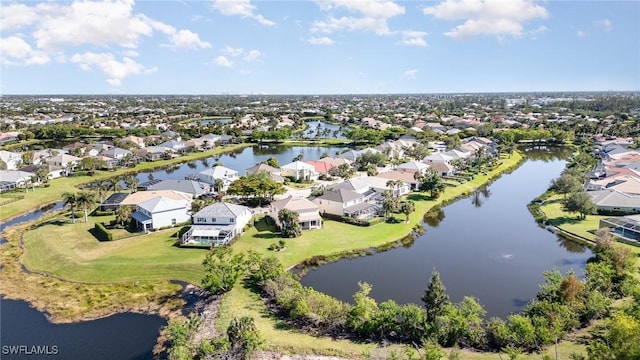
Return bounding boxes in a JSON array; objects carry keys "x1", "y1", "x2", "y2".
[
  {"x1": 230, "y1": 218, "x2": 235, "y2": 223},
  {"x1": 211, "y1": 218, "x2": 216, "y2": 223},
  {"x1": 196, "y1": 217, "x2": 206, "y2": 223},
  {"x1": 171, "y1": 218, "x2": 177, "y2": 225}
]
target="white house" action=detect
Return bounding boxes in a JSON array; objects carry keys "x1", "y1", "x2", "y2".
[
  {"x1": 280, "y1": 161, "x2": 318, "y2": 181},
  {"x1": 423, "y1": 152, "x2": 454, "y2": 165},
  {"x1": 0, "y1": 170, "x2": 35, "y2": 192},
  {"x1": 0, "y1": 150, "x2": 22, "y2": 170},
  {"x1": 46, "y1": 154, "x2": 82, "y2": 169},
  {"x1": 312, "y1": 188, "x2": 380, "y2": 220},
  {"x1": 131, "y1": 196, "x2": 191, "y2": 232},
  {"x1": 270, "y1": 196, "x2": 322, "y2": 230},
  {"x1": 197, "y1": 166, "x2": 239, "y2": 188},
  {"x1": 181, "y1": 202, "x2": 252, "y2": 246}
]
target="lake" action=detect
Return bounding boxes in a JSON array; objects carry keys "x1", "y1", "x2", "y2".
[
  {"x1": 0, "y1": 204, "x2": 165, "y2": 359},
  {"x1": 300, "y1": 149, "x2": 593, "y2": 319},
  {"x1": 135, "y1": 144, "x2": 347, "y2": 183},
  {"x1": 300, "y1": 120, "x2": 344, "y2": 139},
  {"x1": 0, "y1": 298, "x2": 165, "y2": 360}
]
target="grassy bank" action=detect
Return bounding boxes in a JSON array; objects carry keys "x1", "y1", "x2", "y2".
[
  {"x1": 0, "y1": 221, "x2": 184, "y2": 323},
  {"x1": 21, "y1": 215, "x2": 207, "y2": 284},
  {"x1": 0, "y1": 143, "x2": 250, "y2": 222}
]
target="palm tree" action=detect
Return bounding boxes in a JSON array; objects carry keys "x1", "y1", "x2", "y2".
[
  {"x1": 108, "y1": 177, "x2": 122, "y2": 192},
  {"x1": 76, "y1": 191, "x2": 97, "y2": 223},
  {"x1": 62, "y1": 192, "x2": 78, "y2": 223},
  {"x1": 123, "y1": 175, "x2": 138, "y2": 193},
  {"x1": 214, "y1": 178, "x2": 225, "y2": 193},
  {"x1": 400, "y1": 201, "x2": 415, "y2": 223},
  {"x1": 115, "y1": 205, "x2": 133, "y2": 228},
  {"x1": 386, "y1": 179, "x2": 404, "y2": 197},
  {"x1": 35, "y1": 167, "x2": 50, "y2": 184}
]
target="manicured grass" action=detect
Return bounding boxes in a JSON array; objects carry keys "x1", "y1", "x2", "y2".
[
  {"x1": 0, "y1": 143, "x2": 250, "y2": 222},
  {"x1": 539, "y1": 194, "x2": 640, "y2": 269},
  {"x1": 21, "y1": 216, "x2": 208, "y2": 284}
]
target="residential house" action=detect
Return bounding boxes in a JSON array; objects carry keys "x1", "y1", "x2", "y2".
[
  {"x1": 318, "y1": 157, "x2": 351, "y2": 167},
  {"x1": 245, "y1": 163, "x2": 284, "y2": 182},
  {"x1": 588, "y1": 189, "x2": 640, "y2": 214},
  {"x1": 101, "y1": 147, "x2": 132, "y2": 161},
  {"x1": 280, "y1": 161, "x2": 318, "y2": 181},
  {"x1": 197, "y1": 166, "x2": 239, "y2": 188},
  {"x1": 0, "y1": 150, "x2": 22, "y2": 170},
  {"x1": 19, "y1": 164, "x2": 66, "y2": 180},
  {"x1": 131, "y1": 196, "x2": 191, "y2": 232},
  {"x1": 269, "y1": 196, "x2": 322, "y2": 230},
  {"x1": 181, "y1": 202, "x2": 253, "y2": 247},
  {"x1": 133, "y1": 146, "x2": 167, "y2": 161},
  {"x1": 312, "y1": 188, "x2": 380, "y2": 220},
  {"x1": 336, "y1": 150, "x2": 361, "y2": 162},
  {"x1": 430, "y1": 162, "x2": 456, "y2": 177},
  {"x1": 396, "y1": 160, "x2": 431, "y2": 175},
  {"x1": 375, "y1": 171, "x2": 419, "y2": 191},
  {"x1": 305, "y1": 160, "x2": 335, "y2": 175},
  {"x1": 121, "y1": 190, "x2": 193, "y2": 207},
  {"x1": 158, "y1": 139, "x2": 187, "y2": 153},
  {"x1": 137, "y1": 179, "x2": 211, "y2": 198},
  {"x1": 0, "y1": 170, "x2": 35, "y2": 192},
  {"x1": 423, "y1": 152, "x2": 454, "y2": 164},
  {"x1": 46, "y1": 153, "x2": 81, "y2": 171}
]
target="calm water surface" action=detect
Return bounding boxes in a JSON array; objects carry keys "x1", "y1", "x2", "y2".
[
  {"x1": 0, "y1": 298, "x2": 165, "y2": 360},
  {"x1": 301, "y1": 151, "x2": 592, "y2": 319},
  {"x1": 135, "y1": 145, "x2": 346, "y2": 183}
]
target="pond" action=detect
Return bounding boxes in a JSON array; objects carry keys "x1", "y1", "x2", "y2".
[
  {"x1": 300, "y1": 148, "x2": 593, "y2": 319},
  {"x1": 0, "y1": 298, "x2": 165, "y2": 360},
  {"x1": 300, "y1": 120, "x2": 344, "y2": 139},
  {"x1": 0, "y1": 204, "x2": 165, "y2": 359},
  {"x1": 134, "y1": 145, "x2": 347, "y2": 183}
]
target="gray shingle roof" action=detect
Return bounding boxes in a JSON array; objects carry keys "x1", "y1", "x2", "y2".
[{"x1": 194, "y1": 202, "x2": 250, "y2": 218}]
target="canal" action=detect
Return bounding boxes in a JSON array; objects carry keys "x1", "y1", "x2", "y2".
[{"x1": 300, "y1": 148, "x2": 593, "y2": 319}]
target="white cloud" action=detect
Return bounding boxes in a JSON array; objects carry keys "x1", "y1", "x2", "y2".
[
  {"x1": 577, "y1": 30, "x2": 587, "y2": 37},
  {"x1": 0, "y1": 3, "x2": 39, "y2": 31},
  {"x1": 308, "y1": 36, "x2": 335, "y2": 45},
  {"x1": 397, "y1": 31, "x2": 428, "y2": 47},
  {"x1": 403, "y1": 69, "x2": 418, "y2": 79},
  {"x1": 212, "y1": 0, "x2": 275, "y2": 26},
  {"x1": 595, "y1": 18, "x2": 612, "y2": 31},
  {"x1": 423, "y1": 0, "x2": 549, "y2": 40},
  {"x1": 70, "y1": 52, "x2": 156, "y2": 86},
  {"x1": 316, "y1": 0, "x2": 404, "y2": 18},
  {"x1": 244, "y1": 49, "x2": 263, "y2": 62},
  {"x1": 312, "y1": 0, "x2": 405, "y2": 35},
  {"x1": 166, "y1": 29, "x2": 212, "y2": 50},
  {"x1": 0, "y1": 0, "x2": 211, "y2": 52},
  {"x1": 221, "y1": 46, "x2": 244, "y2": 56},
  {"x1": 0, "y1": 36, "x2": 50, "y2": 65},
  {"x1": 213, "y1": 55, "x2": 234, "y2": 68}
]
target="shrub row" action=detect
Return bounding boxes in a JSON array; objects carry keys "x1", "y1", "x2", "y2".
[
  {"x1": 94, "y1": 222, "x2": 113, "y2": 241},
  {"x1": 320, "y1": 212, "x2": 371, "y2": 226}
]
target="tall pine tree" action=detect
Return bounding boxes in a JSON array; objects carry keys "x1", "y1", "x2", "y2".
[{"x1": 422, "y1": 269, "x2": 451, "y2": 323}]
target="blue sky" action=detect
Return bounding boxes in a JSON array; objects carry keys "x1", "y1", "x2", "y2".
[{"x1": 1, "y1": 0, "x2": 639, "y2": 94}]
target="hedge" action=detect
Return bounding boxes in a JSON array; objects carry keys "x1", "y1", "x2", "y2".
[
  {"x1": 94, "y1": 222, "x2": 113, "y2": 241},
  {"x1": 320, "y1": 212, "x2": 371, "y2": 227}
]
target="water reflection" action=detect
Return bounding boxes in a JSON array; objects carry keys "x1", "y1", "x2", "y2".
[
  {"x1": 423, "y1": 206, "x2": 446, "y2": 228},
  {"x1": 470, "y1": 186, "x2": 492, "y2": 208}
]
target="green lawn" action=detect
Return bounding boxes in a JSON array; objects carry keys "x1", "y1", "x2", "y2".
[{"x1": 21, "y1": 216, "x2": 208, "y2": 284}]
